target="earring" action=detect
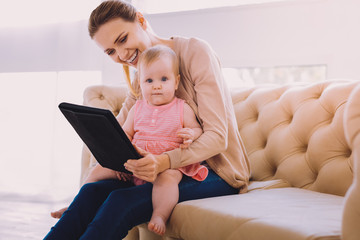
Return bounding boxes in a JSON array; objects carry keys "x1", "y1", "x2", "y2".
[{"x1": 139, "y1": 18, "x2": 144, "y2": 25}]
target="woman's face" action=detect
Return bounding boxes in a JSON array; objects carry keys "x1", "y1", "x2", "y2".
[{"x1": 93, "y1": 15, "x2": 152, "y2": 68}]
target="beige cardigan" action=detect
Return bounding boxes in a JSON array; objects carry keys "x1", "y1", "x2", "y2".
[{"x1": 117, "y1": 36, "x2": 250, "y2": 192}]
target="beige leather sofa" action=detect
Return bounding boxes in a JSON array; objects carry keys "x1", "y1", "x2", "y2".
[{"x1": 81, "y1": 80, "x2": 360, "y2": 240}]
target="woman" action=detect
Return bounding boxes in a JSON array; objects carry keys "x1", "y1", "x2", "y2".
[{"x1": 45, "y1": 1, "x2": 250, "y2": 239}]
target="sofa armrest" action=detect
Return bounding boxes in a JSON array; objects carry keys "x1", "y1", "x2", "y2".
[
  {"x1": 80, "y1": 85, "x2": 129, "y2": 185},
  {"x1": 342, "y1": 84, "x2": 360, "y2": 240}
]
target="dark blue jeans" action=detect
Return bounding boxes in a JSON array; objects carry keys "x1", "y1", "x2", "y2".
[{"x1": 44, "y1": 170, "x2": 238, "y2": 240}]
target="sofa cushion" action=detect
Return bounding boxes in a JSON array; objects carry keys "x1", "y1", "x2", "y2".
[
  {"x1": 166, "y1": 188, "x2": 343, "y2": 240},
  {"x1": 232, "y1": 80, "x2": 358, "y2": 196}
]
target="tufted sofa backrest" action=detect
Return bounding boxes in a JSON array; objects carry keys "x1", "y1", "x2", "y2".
[
  {"x1": 232, "y1": 80, "x2": 358, "y2": 196},
  {"x1": 81, "y1": 81, "x2": 358, "y2": 196}
]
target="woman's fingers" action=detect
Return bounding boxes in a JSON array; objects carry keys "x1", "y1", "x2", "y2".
[
  {"x1": 125, "y1": 153, "x2": 159, "y2": 182},
  {"x1": 125, "y1": 157, "x2": 153, "y2": 169}
]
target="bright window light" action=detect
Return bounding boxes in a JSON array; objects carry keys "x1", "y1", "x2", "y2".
[
  {"x1": 0, "y1": 71, "x2": 101, "y2": 201},
  {"x1": 132, "y1": 0, "x2": 294, "y2": 14},
  {"x1": 223, "y1": 65, "x2": 327, "y2": 89},
  {"x1": 0, "y1": 0, "x2": 100, "y2": 28}
]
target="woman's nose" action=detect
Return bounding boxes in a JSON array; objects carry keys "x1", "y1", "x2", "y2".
[{"x1": 116, "y1": 48, "x2": 128, "y2": 62}]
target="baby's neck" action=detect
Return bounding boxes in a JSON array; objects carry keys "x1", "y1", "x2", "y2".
[{"x1": 147, "y1": 96, "x2": 176, "y2": 107}]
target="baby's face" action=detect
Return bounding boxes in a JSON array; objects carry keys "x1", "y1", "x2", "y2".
[{"x1": 139, "y1": 56, "x2": 179, "y2": 106}]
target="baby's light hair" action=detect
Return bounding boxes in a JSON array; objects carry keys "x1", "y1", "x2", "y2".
[{"x1": 138, "y1": 45, "x2": 179, "y2": 79}]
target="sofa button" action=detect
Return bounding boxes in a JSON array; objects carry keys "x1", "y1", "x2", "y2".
[{"x1": 99, "y1": 95, "x2": 104, "y2": 100}]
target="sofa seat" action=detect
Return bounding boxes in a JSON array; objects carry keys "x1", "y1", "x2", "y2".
[{"x1": 166, "y1": 188, "x2": 343, "y2": 240}]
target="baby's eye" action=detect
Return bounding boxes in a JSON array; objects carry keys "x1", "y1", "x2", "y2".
[
  {"x1": 146, "y1": 78, "x2": 153, "y2": 83},
  {"x1": 161, "y1": 77, "x2": 168, "y2": 81}
]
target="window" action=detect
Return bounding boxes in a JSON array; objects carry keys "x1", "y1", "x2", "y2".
[
  {"x1": 0, "y1": 71, "x2": 101, "y2": 200},
  {"x1": 131, "y1": 0, "x2": 295, "y2": 14},
  {"x1": 223, "y1": 65, "x2": 327, "y2": 88},
  {"x1": 0, "y1": 0, "x2": 100, "y2": 28}
]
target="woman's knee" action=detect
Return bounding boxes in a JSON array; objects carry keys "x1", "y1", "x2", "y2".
[
  {"x1": 79, "y1": 180, "x2": 119, "y2": 198},
  {"x1": 80, "y1": 182, "x2": 101, "y2": 194}
]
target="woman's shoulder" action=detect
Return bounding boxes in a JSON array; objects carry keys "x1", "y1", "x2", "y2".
[{"x1": 172, "y1": 36, "x2": 212, "y2": 54}]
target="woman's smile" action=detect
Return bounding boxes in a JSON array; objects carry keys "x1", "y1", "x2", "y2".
[{"x1": 125, "y1": 49, "x2": 139, "y2": 65}]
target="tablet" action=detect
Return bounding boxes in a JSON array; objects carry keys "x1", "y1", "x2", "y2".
[{"x1": 58, "y1": 102, "x2": 141, "y2": 173}]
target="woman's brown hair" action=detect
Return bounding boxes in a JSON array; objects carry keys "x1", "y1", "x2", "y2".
[{"x1": 88, "y1": 0, "x2": 138, "y2": 96}]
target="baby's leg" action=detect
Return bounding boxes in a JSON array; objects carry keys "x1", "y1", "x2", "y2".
[
  {"x1": 84, "y1": 164, "x2": 118, "y2": 184},
  {"x1": 148, "y1": 169, "x2": 183, "y2": 236}
]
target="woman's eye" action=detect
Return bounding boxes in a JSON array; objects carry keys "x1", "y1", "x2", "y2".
[
  {"x1": 120, "y1": 35, "x2": 128, "y2": 43},
  {"x1": 107, "y1": 49, "x2": 115, "y2": 56},
  {"x1": 146, "y1": 79, "x2": 153, "y2": 83},
  {"x1": 161, "y1": 77, "x2": 168, "y2": 81}
]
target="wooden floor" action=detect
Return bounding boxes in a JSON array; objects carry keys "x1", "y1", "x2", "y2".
[{"x1": 0, "y1": 197, "x2": 63, "y2": 240}]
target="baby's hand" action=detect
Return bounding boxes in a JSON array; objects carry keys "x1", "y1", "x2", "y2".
[
  {"x1": 115, "y1": 171, "x2": 132, "y2": 181},
  {"x1": 177, "y1": 128, "x2": 195, "y2": 149}
]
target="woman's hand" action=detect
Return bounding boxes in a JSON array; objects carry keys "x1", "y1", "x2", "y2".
[{"x1": 124, "y1": 146, "x2": 170, "y2": 182}]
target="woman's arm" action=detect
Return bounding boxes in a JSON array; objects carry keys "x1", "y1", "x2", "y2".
[{"x1": 167, "y1": 38, "x2": 230, "y2": 169}]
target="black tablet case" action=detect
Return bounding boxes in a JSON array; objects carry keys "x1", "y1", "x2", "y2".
[{"x1": 58, "y1": 102, "x2": 141, "y2": 173}]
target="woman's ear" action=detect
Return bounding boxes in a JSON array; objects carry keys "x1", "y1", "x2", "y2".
[{"x1": 136, "y1": 12, "x2": 147, "y2": 30}]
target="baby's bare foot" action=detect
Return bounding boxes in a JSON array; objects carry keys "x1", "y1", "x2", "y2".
[
  {"x1": 50, "y1": 207, "x2": 68, "y2": 219},
  {"x1": 148, "y1": 215, "x2": 166, "y2": 236}
]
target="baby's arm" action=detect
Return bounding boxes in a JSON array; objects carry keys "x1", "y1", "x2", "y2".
[
  {"x1": 178, "y1": 103, "x2": 203, "y2": 148},
  {"x1": 121, "y1": 105, "x2": 135, "y2": 142}
]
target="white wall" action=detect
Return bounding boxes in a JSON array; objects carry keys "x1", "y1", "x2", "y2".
[
  {"x1": 0, "y1": 0, "x2": 359, "y2": 82},
  {"x1": 146, "y1": 0, "x2": 360, "y2": 80},
  {"x1": 0, "y1": 20, "x2": 124, "y2": 86}
]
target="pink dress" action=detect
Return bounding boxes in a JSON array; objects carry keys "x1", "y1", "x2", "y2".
[{"x1": 132, "y1": 97, "x2": 208, "y2": 185}]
